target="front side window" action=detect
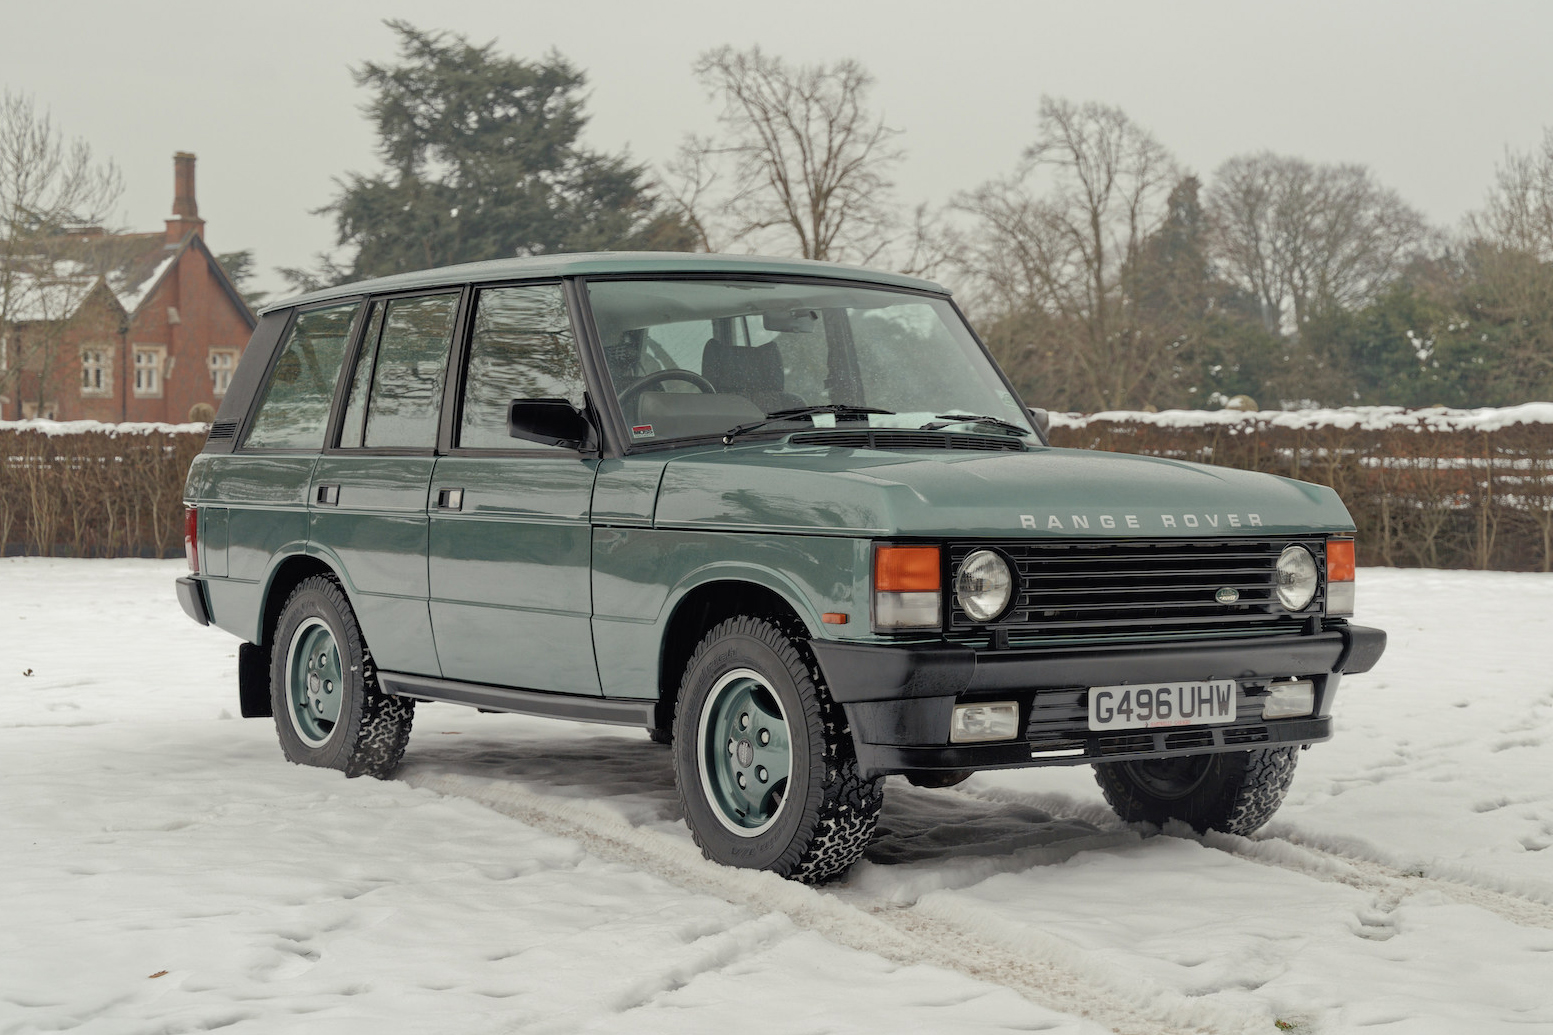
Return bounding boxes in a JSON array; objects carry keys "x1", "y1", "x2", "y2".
[
  {"x1": 586, "y1": 278, "x2": 1032, "y2": 445},
  {"x1": 458, "y1": 284, "x2": 586, "y2": 449},
  {"x1": 244, "y1": 302, "x2": 359, "y2": 449},
  {"x1": 133, "y1": 346, "x2": 165, "y2": 398},
  {"x1": 81, "y1": 347, "x2": 110, "y2": 396}
]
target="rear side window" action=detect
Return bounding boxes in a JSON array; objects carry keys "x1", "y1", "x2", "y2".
[
  {"x1": 244, "y1": 302, "x2": 359, "y2": 449},
  {"x1": 459, "y1": 284, "x2": 586, "y2": 450},
  {"x1": 359, "y1": 293, "x2": 459, "y2": 449}
]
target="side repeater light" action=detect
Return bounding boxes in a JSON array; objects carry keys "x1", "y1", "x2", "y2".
[
  {"x1": 874, "y1": 545, "x2": 941, "y2": 631},
  {"x1": 1326, "y1": 538, "x2": 1355, "y2": 615}
]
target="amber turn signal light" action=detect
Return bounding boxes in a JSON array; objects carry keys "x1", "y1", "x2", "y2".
[
  {"x1": 1326, "y1": 539, "x2": 1355, "y2": 582},
  {"x1": 874, "y1": 545, "x2": 941, "y2": 592}
]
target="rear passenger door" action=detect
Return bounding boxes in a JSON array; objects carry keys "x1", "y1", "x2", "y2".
[
  {"x1": 427, "y1": 282, "x2": 602, "y2": 695},
  {"x1": 310, "y1": 291, "x2": 461, "y2": 678}
]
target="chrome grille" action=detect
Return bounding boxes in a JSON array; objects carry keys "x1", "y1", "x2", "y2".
[{"x1": 948, "y1": 537, "x2": 1325, "y2": 642}]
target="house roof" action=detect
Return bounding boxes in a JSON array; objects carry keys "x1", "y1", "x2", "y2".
[
  {"x1": 265, "y1": 252, "x2": 948, "y2": 314},
  {"x1": 2, "y1": 230, "x2": 255, "y2": 330}
]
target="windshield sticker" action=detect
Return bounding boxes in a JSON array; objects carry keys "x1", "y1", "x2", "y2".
[
  {"x1": 631, "y1": 424, "x2": 655, "y2": 439},
  {"x1": 1020, "y1": 513, "x2": 1264, "y2": 531}
]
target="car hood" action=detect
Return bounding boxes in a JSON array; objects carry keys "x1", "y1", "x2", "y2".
[{"x1": 651, "y1": 441, "x2": 1354, "y2": 538}]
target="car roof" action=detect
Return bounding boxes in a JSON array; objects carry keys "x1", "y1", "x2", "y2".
[{"x1": 262, "y1": 251, "x2": 948, "y2": 314}]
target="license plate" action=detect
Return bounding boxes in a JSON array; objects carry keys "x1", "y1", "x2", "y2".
[{"x1": 1087, "y1": 680, "x2": 1237, "y2": 731}]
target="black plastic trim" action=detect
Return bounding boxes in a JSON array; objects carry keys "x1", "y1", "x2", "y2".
[
  {"x1": 175, "y1": 576, "x2": 210, "y2": 626},
  {"x1": 852, "y1": 716, "x2": 1331, "y2": 777},
  {"x1": 377, "y1": 671, "x2": 656, "y2": 727},
  {"x1": 1337, "y1": 624, "x2": 1387, "y2": 675}
]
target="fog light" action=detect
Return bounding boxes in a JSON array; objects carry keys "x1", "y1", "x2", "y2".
[
  {"x1": 1262, "y1": 680, "x2": 1316, "y2": 719},
  {"x1": 951, "y1": 701, "x2": 1019, "y2": 743}
]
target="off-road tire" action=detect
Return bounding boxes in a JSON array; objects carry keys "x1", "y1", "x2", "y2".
[
  {"x1": 270, "y1": 575, "x2": 414, "y2": 779},
  {"x1": 673, "y1": 616, "x2": 882, "y2": 884},
  {"x1": 1093, "y1": 746, "x2": 1300, "y2": 835}
]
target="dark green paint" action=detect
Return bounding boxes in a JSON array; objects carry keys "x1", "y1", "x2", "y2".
[{"x1": 428, "y1": 455, "x2": 601, "y2": 694}]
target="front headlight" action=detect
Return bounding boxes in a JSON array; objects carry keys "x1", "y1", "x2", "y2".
[
  {"x1": 955, "y1": 549, "x2": 1014, "y2": 622},
  {"x1": 1276, "y1": 544, "x2": 1318, "y2": 611}
]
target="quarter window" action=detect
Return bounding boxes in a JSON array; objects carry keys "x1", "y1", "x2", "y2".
[
  {"x1": 458, "y1": 284, "x2": 585, "y2": 449},
  {"x1": 244, "y1": 303, "x2": 359, "y2": 449}
]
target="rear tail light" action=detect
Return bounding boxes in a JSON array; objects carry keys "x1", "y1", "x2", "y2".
[
  {"x1": 184, "y1": 507, "x2": 199, "y2": 573},
  {"x1": 874, "y1": 545, "x2": 941, "y2": 630},
  {"x1": 1326, "y1": 538, "x2": 1354, "y2": 615}
]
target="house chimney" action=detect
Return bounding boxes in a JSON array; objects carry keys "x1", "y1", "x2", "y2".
[
  {"x1": 165, "y1": 151, "x2": 206, "y2": 245},
  {"x1": 173, "y1": 152, "x2": 198, "y2": 218}
]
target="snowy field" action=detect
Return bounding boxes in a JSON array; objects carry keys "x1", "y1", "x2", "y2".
[{"x1": 2, "y1": 559, "x2": 1551, "y2": 1035}]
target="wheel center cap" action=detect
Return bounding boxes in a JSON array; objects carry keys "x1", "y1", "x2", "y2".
[{"x1": 736, "y1": 739, "x2": 754, "y2": 767}]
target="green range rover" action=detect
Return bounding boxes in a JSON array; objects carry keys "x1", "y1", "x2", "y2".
[{"x1": 177, "y1": 253, "x2": 1385, "y2": 882}]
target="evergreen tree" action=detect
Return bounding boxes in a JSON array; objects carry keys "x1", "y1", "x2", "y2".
[{"x1": 315, "y1": 22, "x2": 692, "y2": 284}]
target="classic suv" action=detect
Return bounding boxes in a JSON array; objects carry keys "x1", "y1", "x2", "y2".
[{"x1": 177, "y1": 253, "x2": 1385, "y2": 883}]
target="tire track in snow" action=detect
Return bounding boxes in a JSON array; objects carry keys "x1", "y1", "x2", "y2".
[
  {"x1": 399, "y1": 766, "x2": 1265, "y2": 1035},
  {"x1": 948, "y1": 782, "x2": 1553, "y2": 930}
]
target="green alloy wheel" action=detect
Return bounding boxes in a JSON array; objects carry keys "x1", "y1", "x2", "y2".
[
  {"x1": 269, "y1": 575, "x2": 415, "y2": 778},
  {"x1": 673, "y1": 616, "x2": 882, "y2": 883},
  {"x1": 285, "y1": 617, "x2": 344, "y2": 746},
  {"x1": 698, "y1": 668, "x2": 794, "y2": 835}
]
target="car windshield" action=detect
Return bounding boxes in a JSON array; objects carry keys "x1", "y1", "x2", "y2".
[{"x1": 585, "y1": 278, "x2": 1034, "y2": 446}]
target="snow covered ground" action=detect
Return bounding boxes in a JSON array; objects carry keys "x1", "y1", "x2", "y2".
[{"x1": 2, "y1": 559, "x2": 1550, "y2": 1035}]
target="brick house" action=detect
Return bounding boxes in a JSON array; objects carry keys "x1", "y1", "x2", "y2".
[{"x1": 0, "y1": 153, "x2": 257, "y2": 422}]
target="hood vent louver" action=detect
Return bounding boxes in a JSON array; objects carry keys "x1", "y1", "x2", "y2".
[{"x1": 788, "y1": 430, "x2": 1025, "y2": 452}]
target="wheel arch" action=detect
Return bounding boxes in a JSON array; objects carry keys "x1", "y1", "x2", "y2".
[
  {"x1": 655, "y1": 577, "x2": 815, "y2": 734},
  {"x1": 257, "y1": 552, "x2": 347, "y2": 650}
]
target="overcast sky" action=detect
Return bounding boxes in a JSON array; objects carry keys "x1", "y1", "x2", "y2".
[{"x1": 5, "y1": 0, "x2": 1551, "y2": 302}]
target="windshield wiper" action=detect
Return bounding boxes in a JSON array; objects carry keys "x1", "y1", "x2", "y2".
[
  {"x1": 722, "y1": 404, "x2": 894, "y2": 445},
  {"x1": 921, "y1": 413, "x2": 1031, "y2": 436}
]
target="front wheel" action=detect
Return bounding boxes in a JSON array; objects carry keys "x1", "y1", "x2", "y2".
[
  {"x1": 1093, "y1": 747, "x2": 1300, "y2": 835},
  {"x1": 270, "y1": 575, "x2": 414, "y2": 779},
  {"x1": 673, "y1": 617, "x2": 882, "y2": 883}
]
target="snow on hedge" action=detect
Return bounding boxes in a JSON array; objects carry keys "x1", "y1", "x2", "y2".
[
  {"x1": 1049, "y1": 402, "x2": 1553, "y2": 433},
  {"x1": 0, "y1": 419, "x2": 210, "y2": 436}
]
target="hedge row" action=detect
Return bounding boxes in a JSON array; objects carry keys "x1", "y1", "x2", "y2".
[
  {"x1": 1048, "y1": 408, "x2": 1553, "y2": 571},
  {"x1": 4, "y1": 410, "x2": 1553, "y2": 570},
  {"x1": 0, "y1": 424, "x2": 204, "y2": 559}
]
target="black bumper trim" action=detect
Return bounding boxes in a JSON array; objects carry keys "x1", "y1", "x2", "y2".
[
  {"x1": 812, "y1": 626, "x2": 1383, "y2": 704},
  {"x1": 175, "y1": 576, "x2": 210, "y2": 626},
  {"x1": 859, "y1": 717, "x2": 1331, "y2": 775}
]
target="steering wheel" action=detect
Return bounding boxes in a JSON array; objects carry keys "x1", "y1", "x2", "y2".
[{"x1": 618, "y1": 368, "x2": 717, "y2": 410}]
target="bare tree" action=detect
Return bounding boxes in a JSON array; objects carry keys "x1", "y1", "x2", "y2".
[
  {"x1": 0, "y1": 90, "x2": 122, "y2": 409},
  {"x1": 669, "y1": 46, "x2": 905, "y2": 264},
  {"x1": 953, "y1": 97, "x2": 1177, "y2": 411},
  {"x1": 1207, "y1": 153, "x2": 1430, "y2": 335},
  {"x1": 1472, "y1": 127, "x2": 1553, "y2": 261}
]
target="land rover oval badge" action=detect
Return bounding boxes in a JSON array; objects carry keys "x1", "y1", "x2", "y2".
[{"x1": 1215, "y1": 587, "x2": 1240, "y2": 604}]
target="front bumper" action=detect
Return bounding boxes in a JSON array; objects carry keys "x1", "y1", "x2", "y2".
[{"x1": 810, "y1": 624, "x2": 1386, "y2": 778}]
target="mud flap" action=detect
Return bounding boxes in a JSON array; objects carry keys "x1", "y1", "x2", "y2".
[{"x1": 238, "y1": 641, "x2": 273, "y2": 718}]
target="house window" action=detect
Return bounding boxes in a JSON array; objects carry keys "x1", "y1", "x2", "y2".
[
  {"x1": 133, "y1": 346, "x2": 165, "y2": 397},
  {"x1": 81, "y1": 347, "x2": 112, "y2": 397},
  {"x1": 208, "y1": 350, "x2": 237, "y2": 396}
]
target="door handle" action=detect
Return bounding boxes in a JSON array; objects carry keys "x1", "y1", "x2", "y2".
[
  {"x1": 316, "y1": 484, "x2": 340, "y2": 506},
  {"x1": 436, "y1": 487, "x2": 464, "y2": 511}
]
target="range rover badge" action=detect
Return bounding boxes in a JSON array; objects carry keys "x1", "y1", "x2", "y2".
[{"x1": 1215, "y1": 587, "x2": 1240, "y2": 604}]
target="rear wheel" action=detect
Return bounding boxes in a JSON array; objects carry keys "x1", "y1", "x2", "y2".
[
  {"x1": 1093, "y1": 747, "x2": 1300, "y2": 835},
  {"x1": 270, "y1": 575, "x2": 414, "y2": 779},
  {"x1": 673, "y1": 617, "x2": 882, "y2": 883}
]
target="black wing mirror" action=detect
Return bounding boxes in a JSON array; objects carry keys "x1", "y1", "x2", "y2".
[
  {"x1": 508, "y1": 398, "x2": 593, "y2": 450},
  {"x1": 1027, "y1": 407, "x2": 1051, "y2": 440}
]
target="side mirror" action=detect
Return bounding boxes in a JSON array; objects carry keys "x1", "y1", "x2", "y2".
[
  {"x1": 508, "y1": 398, "x2": 593, "y2": 450},
  {"x1": 1027, "y1": 407, "x2": 1051, "y2": 439}
]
